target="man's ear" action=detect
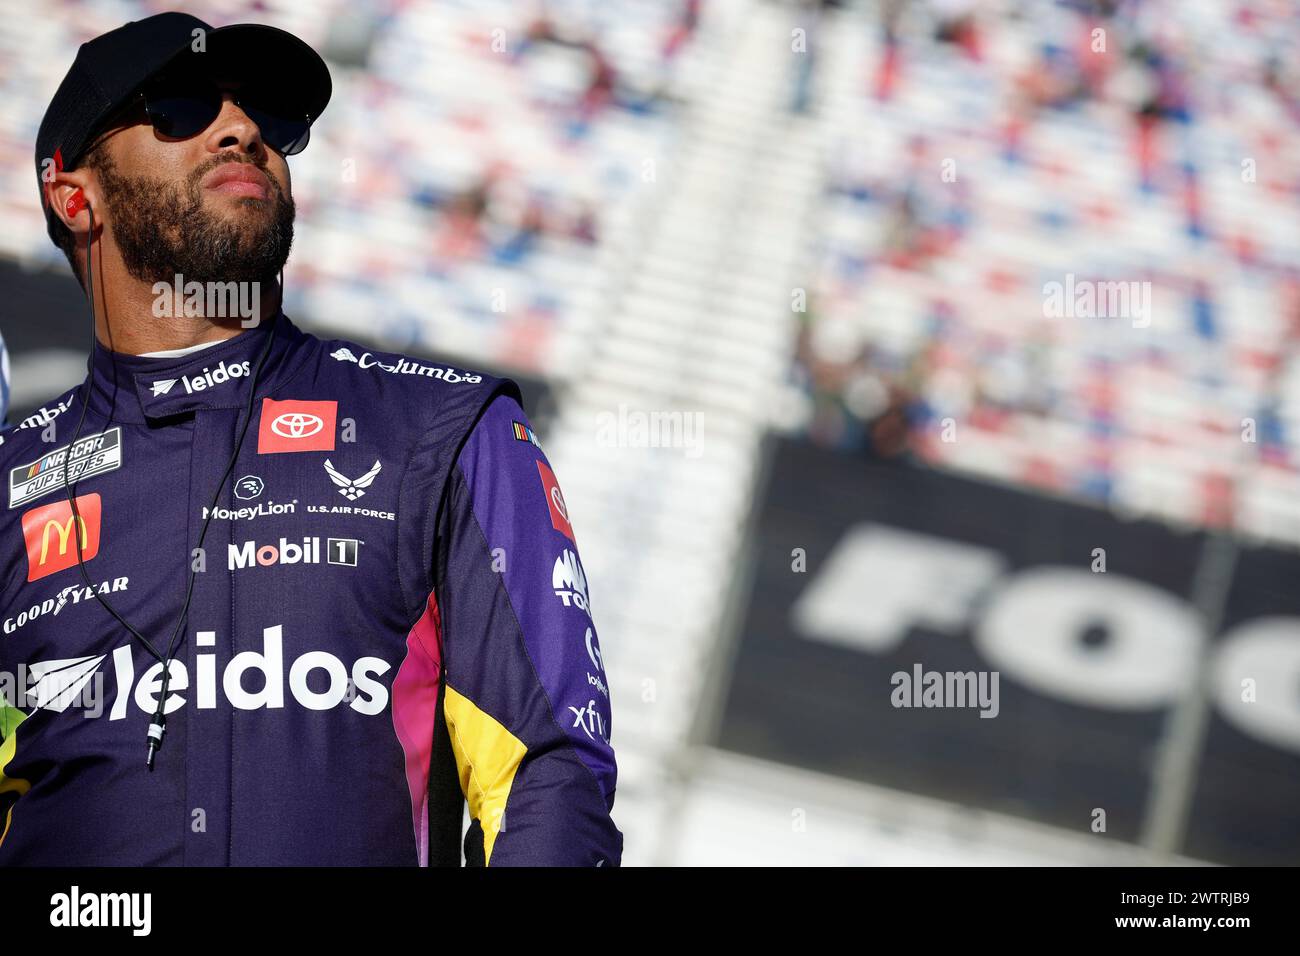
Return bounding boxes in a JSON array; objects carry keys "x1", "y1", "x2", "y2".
[{"x1": 46, "y1": 170, "x2": 97, "y2": 233}]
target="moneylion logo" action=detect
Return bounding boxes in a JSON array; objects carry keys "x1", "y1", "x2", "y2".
[
  {"x1": 324, "y1": 460, "x2": 381, "y2": 501},
  {"x1": 203, "y1": 501, "x2": 297, "y2": 522},
  {"x1": 234, "y1": 475, "x2": 264, "y2": 500}
]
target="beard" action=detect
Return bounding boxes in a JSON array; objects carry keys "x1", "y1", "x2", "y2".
[{"x1": 93, "y1": 148, "x2": 295, "y2": 288}]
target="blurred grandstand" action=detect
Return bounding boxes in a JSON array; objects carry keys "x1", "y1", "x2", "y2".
[{"x1": 2, "y1": 0, "x2": 1298, "y2": 865}]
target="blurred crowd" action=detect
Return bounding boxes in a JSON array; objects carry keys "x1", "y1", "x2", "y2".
[
  {"x1": 793, "y1": 0, "x2": 1300, "y2": 544},
  {"x1": 0, "y1": 0, "x2": 705, "y2": 376}
]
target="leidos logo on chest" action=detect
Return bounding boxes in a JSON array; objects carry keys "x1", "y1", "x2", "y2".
[
  {"x1": 257, "y1": 398, "x2": 338, "y2": 454},
  {"x1": 152, "y1": 359, "x2": 251, "y2": 397},
  {"x1": 28, "y1": 626, "x2": 392, "y2": 719}
]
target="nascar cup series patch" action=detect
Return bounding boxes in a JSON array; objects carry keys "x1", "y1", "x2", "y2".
[{"x1": 8, "y1": 428, "x2": 123, "y2": 509}]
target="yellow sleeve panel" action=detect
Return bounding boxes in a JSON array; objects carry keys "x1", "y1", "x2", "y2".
[
  {"x1": 0, "y1": 705, "x2": 30, "y2": 850},
  {"x1": 442, "y1": 684, "x2": 527, "y2": 866}
]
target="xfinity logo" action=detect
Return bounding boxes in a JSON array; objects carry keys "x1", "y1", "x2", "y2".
[
  {"x1": 328, "y1": 347, "x2": 483, "y2": 384},
  {"x1": 21, "y1": 626, "x2": 392, "y2": 719},
  {"x1": 153, "y1": 359, "x2": 251, "y2": 397},
  {"x1": 228, "y1": 536, "x2": 360, "y2": 569},
  {"x1": 569, "y1": 699, "x2": 609, "y2": 743}
]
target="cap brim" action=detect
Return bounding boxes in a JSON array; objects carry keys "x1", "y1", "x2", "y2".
[{"x1": 170, "y1": 23, "x2": 332, "y2": 122}]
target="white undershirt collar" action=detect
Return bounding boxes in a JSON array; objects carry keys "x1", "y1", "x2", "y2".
[{"x1": 138, "y1": 339, "x2": 228, "y2": 359}]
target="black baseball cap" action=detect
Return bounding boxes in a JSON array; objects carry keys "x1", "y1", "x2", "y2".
[{"x1": 35, "y1": 11, "x2": 331, "y2": 242}]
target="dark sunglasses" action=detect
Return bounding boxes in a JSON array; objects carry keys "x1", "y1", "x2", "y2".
[{"x1": 119, "y1": 71, "x2": 314, "y2": 156}]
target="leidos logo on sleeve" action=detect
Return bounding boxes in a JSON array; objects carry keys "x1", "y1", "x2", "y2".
[
  {"x1": 536, "y1": 461, "x2": 575, "y2": 543},
  {"x1": 257, "y1": 399, "x2": 338, "y2": 454},
  {"x1": 22, "y1": 493, "x2": 102, "y2": 581}
]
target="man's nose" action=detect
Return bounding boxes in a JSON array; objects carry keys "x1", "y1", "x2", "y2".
[{"x1": 203, "y1": 95, "x2": 266, "y2": 157}]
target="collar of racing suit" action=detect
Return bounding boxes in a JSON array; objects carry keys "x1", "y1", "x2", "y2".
[{"x1": 83, "y1": 310, "x2": 309, "y2": 425}]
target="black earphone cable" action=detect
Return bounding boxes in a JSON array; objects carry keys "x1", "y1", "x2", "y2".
[{"x1": 61, "y1": 198, "x2": 281, "y2": 768}]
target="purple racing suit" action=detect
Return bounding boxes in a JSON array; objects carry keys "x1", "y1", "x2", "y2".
[{"x1": 0, "y1": 312, "x2": 621, "y2": 865}]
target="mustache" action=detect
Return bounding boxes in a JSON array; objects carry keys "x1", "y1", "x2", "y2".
[{"x1": 189, "y1": 157, "x2": 281, "y2": 197}]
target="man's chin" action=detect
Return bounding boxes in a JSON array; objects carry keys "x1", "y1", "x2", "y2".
[{"x1": 204, "y1": 191, "x2": 275, "y2": 213}]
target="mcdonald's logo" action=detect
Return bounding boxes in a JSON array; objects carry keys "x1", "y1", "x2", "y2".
[{"x1": 22, "y1": 493, "x2": 101, "y2": 582}]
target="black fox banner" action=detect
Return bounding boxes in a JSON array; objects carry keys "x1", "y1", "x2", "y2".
[{"x1": 718, "y1": 437, "x2": 1300, "y2": 865}]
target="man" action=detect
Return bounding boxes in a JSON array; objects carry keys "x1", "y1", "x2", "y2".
[{"x1": 0, "y1": 12, "x2": 621, "y2": 866}]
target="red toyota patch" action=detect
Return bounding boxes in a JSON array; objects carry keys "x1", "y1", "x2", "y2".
[
  {"x1": 257, "y1": 399, "x2": 337, "y2": 454},
  {"x1": 536, "y1": 461, "x2": 575, "y2": 543}
]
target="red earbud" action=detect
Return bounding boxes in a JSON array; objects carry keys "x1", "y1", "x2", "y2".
[{"x1": 65, "y1": 190, "x2": 86, "y2": 217}]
